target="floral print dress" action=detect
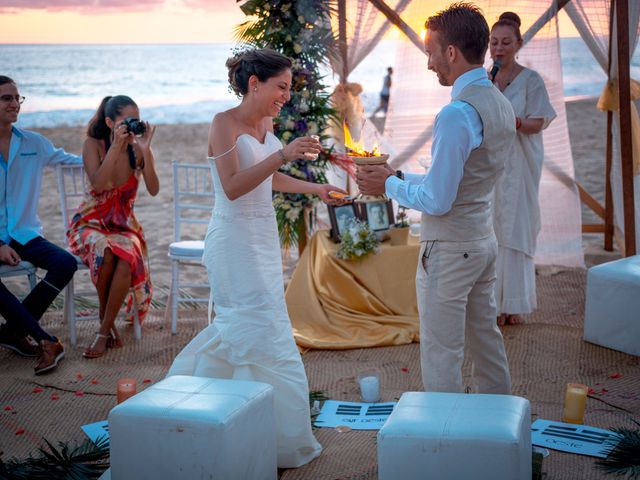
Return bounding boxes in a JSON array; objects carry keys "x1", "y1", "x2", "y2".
[{"x1": 67, "y1": 172, "x2": 152, "y2": 323}]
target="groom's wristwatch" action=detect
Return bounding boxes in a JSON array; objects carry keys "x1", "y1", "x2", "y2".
[{"x1": 395, "y1": 170, "x2": 404, "y2": 180}]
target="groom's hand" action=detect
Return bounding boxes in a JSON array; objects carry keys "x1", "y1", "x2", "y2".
[{"x1": 356, "y1": 165, "x2": 392, "y2": 195}]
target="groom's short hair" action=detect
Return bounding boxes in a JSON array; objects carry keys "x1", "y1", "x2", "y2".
[{"x1": 425, "y1": 2, "x2": 489, "y2": 64}]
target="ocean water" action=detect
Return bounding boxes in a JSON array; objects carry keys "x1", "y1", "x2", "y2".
[{"x1": 1, "y1": 39, "x2": 639, "y2": 129}]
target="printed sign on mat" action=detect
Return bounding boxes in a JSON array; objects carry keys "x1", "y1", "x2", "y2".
[
  {"x1": 81, "y1": 419, "x2": 109, "y2": 446},
  {"x1": 314, "y1": 400, "x2": 395, "y2": 430},
  {"x1": 531, "y1": 419, "x2": 621, "y2": 458}
]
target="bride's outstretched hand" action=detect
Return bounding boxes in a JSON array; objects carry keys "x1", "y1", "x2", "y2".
[{"x1": 316, "y1": 184, "x2": 349, "y2": 205}]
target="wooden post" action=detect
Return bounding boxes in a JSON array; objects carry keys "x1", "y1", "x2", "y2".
[
  {"x1": 605, "y1": 110, "x2": 614, "y2": 251},
  {"x1": 338, "y1": 0, "x2": 348, "y2": 84},
  {"x1": 616, "y1": 0, "x2": 636, "y2": 256},
  {"x1": 604, "y1": 4, "x2": 616, "y2": 252}
]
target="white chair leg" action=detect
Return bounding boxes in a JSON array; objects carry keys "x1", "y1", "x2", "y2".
[
  {"x1": 27, "y1": 269, "x2": 37, "y2": 290},
  {"x1": 171, "y1": 259, "x2": 179, "y2": 335}
]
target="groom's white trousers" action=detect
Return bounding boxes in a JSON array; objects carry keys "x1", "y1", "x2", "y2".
[{"x1": 416, "y1": 235, "x2": 512, "y2": 394}]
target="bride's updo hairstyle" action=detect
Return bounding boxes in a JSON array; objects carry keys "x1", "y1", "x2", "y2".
[
  {"x1": 226, "y1": 48, "x2": 292, "y2": 96},
  {"x1": 492, "y1": 11, "x2": 522, "y2": 42}
]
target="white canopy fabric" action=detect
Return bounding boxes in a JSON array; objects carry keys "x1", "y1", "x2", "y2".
[
  {"x1": 335, "y1": 0, "x2": 586, "y2": 266},
  {"x1": 566, "y1": 0, "x2": 640, "y2": 252}
]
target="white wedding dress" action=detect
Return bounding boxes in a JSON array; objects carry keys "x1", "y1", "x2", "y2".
[{"x1": 167, "y1": 132, "x2": 322, "y2": 468}]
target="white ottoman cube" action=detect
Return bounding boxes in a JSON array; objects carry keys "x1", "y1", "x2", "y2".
[
  {"x1": 378, "y1": 392, "x2": 531, "y2": 480},
  {"x1": 584, "y1": 255, "x2": 640, "y2": 355},
  {"x1": 109, "y1": 375, "x2": 276, "y2": 480}
]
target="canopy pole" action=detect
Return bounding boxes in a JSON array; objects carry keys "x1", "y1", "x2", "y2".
[
  {"x1": 604, "y1": 1, "x2": 616, "y2": 251},
  {"x1": 367, "y1": 0, "x2": 424, "y2": 53},
  {"x1": 338, "y1": 0, "x2": 348, "y2": 84},
  {"x1": 616, "y1": 0, "x2": 636, "y2": 256}
]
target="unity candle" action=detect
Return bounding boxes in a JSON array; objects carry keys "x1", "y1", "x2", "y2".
[
  {"x1": 116, "y1": 378, "x2": 137, "y2": 404},
  {"x1": 562, "y1": 383, "x2": 588, "y2": 424}
]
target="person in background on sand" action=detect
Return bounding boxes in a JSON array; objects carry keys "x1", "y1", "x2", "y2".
[
  {"x1": 372, "y1": 67, "x2": 393, "y2": 117},
  {"x1": 356, "y1": 3, "x2": 513, "y2": 395},
  {"x1": 67, "y1": 95, "x2": 159, "y2": 359},
  {"x1": 490, "y1": 12, "x2": 556, "y2": 326},
  {"x1": 0, "y1": 75, "x2": 80, "y2": 375},
  {"x1": 167, "y1": 48, "x2": 347, "y2": 468}
]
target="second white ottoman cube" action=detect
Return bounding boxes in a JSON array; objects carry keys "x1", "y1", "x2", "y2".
[
  {"x1": 584, "y1": 255, "x2": 640, "y2": 355},
  {"x1": 109, "y1": 375, "x2": 276, "y2": 480},
  {"x1": 378, "y1": 392, "x2": 531, "y2": 480}
]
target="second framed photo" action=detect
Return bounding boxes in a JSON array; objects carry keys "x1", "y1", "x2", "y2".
[
  {"x1": 328, "y1": 203, "x2": 357, "y2": 242},
  {"x1": 361, "y1": 200, "x2": 394, "y2": 232}
]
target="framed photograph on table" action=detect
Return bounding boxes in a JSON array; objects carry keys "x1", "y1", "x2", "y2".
[
  {"x1": 362, "y1": 200, "x2": 394, "y2": 232},
  {"x1": 328, "y1": 203, "x2": 357, "y2": 242}
]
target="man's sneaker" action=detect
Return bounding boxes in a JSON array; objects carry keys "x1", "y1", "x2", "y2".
[
  {"x1": 0, "y1": 334, "x2": 39, "y2": 357},
  {"x1": 34, "y1": 339, "x2": 65, "y2": 375}
]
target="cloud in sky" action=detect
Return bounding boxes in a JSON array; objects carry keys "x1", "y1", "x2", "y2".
[
  {"x1": 0, "y1": 0, "x2": 236, "y2": 12},
  {"x1": 0, "y1": 0, "x2": 168, "y2": 13}
]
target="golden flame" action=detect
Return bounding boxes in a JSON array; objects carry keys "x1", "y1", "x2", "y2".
[{"x1": 343, "y1": 122, "x2": 380, "y2": 157}]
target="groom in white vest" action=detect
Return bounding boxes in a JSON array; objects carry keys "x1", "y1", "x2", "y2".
[{"x1": 356, "y1": 2, "x2": 514, "y2": 394}]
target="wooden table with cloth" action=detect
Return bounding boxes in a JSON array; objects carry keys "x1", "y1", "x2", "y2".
[{"x1": 286, "y1": 229, "x2": 420, "y2": 349}]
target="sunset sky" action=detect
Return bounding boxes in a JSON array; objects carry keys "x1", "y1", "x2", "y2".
[{"x1": 0, "y1": 0, "x2": 578, "y2": 44}]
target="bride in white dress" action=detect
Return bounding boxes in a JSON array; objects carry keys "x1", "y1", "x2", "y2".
[{"x1": 167, "y1": 48, "x2": 346, "y2": 468}]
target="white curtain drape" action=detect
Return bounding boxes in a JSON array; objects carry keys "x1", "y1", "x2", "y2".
[
  {"x1": 565, "y1": 0, "x2": 640, "y2": 252},
  {"x1": 384, "y1": 0, "x2": 584, "y2": 266}
]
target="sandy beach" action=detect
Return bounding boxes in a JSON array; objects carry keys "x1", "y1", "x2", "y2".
[{"x1": 30, "y1": 97, "x2": 613, "y2": 303}]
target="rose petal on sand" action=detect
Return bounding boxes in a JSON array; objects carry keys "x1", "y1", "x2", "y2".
[
  {"x1": 15, "y1": 428, "x2": 25, "y2": 435},
  {"x1": 51, "y1": 394, "x2": 59, "y2": 400},
  {"x1": 32, "y1": 387, "x2": 43, "y2": 393},
  {"x1": 75, "y1": 391, "x2": 84, "y2": 397},
  {"x1": 608, "y1": 373, "x2": 622, "y2": 379},
  {"x1": 4, "y1": 406, "x2": 13, "y2": 411},
  {"x1": 142, "y1": 379, "x2": 152, "y2": 383}
]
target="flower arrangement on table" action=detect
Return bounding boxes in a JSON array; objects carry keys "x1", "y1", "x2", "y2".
[
  {"x1": 236, "y1": 0, "x2": 338, "y2": 250},
  {"x1": 336, "y1": 219, "x2": 380, "y2": 261}
]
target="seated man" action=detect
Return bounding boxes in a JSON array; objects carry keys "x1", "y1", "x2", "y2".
[{"x1": 0, "y1": 75, "x2": 81, "y2": 374}]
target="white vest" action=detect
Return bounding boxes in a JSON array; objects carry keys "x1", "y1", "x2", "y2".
[{"x1": 420, "y1": 84, "x2": 515, "y2": 241}]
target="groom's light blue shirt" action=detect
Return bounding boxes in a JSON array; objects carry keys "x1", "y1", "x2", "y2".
[
  {"x1": 0, "y1": 126, "x2": 81, "y2": 245},
  {"x1": 385, "y1": 67, "x2": 490, "y2": 215}
]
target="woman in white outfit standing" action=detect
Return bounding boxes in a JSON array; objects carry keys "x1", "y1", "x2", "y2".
[{"x1": 490, "y1": 12, "x2": 556, "y2": 326}]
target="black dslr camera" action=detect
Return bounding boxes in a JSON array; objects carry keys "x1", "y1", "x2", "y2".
[{"x1": 122, "y1": 117, "x2": 146, "y2": 136}]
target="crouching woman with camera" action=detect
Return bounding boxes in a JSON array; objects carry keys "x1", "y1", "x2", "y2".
[{"x1": 67, "y1": 95, "x2": 159, "y2": 358}]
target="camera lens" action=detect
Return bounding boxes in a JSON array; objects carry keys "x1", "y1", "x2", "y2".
[{"x1": 123, "y1": 117, "x2": 146, "y2": 136}]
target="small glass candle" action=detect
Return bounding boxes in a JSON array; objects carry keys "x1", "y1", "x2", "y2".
[
  {"x1": 307, "y1": 135, "x2": 320, "y2": 160},
  {"x1": 562, "y1": 383, "x2": 588, "y2": 424},
  {"x1": 116, "y1": 378, "x2": 137, "y2": 404},
  {"x1": 358, "y1": 371, "x2": 380, "y2": 403}
]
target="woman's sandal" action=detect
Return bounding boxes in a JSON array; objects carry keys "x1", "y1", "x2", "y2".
[
  {"x1": 106, "y1": 329, "x2": 123, "y2": 349},
  {"x1": 83, "y1": 333, "x2": 110, "y2": 359}
]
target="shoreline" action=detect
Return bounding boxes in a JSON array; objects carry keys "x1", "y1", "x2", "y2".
[{"x1": 30, "y1": 97, "x2": 613, "y2": 297}]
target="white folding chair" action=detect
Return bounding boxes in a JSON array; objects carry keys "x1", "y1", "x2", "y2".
[
  {"x1": 56, "y1": 164, "x2": 141, "y2": 346},
  {"x1": 166, "y1": 161, "x2": 214, "y2": 334},
  {"x1": 0, "y1": 261, "x2": 38, "y2": 291}
]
